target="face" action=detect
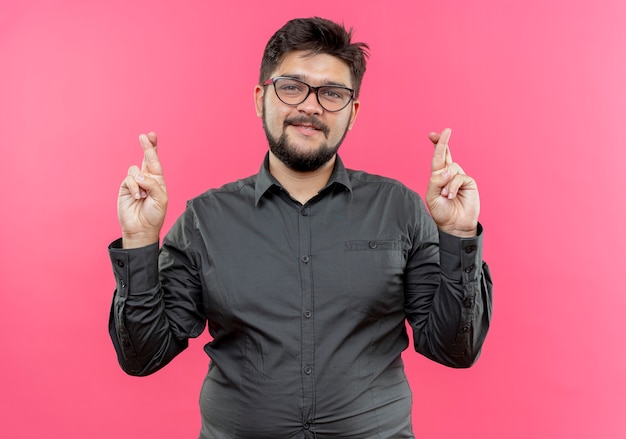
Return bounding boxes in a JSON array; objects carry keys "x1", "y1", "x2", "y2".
[{"x1": 255, "y1": 51, "x2": 360, "y2": 172}]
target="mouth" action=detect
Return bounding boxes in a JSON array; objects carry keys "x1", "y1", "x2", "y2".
[
  {"x1": 285, "y1": 117, "x2": 328, "y2": 137},
  {"x1": 293, "y1": 123, "x2": 320, "y2": 131}
]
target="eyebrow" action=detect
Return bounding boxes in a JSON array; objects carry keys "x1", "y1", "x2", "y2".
[{"x1": 279, "y1": 73, "x2": 351, "y2": 89}]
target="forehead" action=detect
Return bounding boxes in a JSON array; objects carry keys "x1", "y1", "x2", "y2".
[{"x1": 274, "y1": 51, "x2": 353, "y2": 87}]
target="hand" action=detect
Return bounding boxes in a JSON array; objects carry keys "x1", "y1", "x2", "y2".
[
  {"x1": 117, "y1": 132, "x2": 168, "y2": 248},
  {"x1": 426, "y1": 128, "x2": 479, "y2": 237}
]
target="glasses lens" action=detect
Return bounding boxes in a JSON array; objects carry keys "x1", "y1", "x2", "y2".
[
  {"x1": 318, "y1": 86, "x2": 352, "y2": 111},
  {"x1": 274, "y1": 78, "x2": 308, "y2": 104},
  {"x1": 274, "y1": 78, "x2": 352, "y2": 112}
]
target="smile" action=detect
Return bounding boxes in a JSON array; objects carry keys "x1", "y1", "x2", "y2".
[{"x1": 289, "y1": 124, "x2": 322, "y2": 138}]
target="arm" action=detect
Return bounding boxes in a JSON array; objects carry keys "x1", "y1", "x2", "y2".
[
  {"x1": 108, "y1": 133, "x2": 205, "y2": 376},
  {"x1": 404, "y1": 129, "x2": 492, "y2": 367}
]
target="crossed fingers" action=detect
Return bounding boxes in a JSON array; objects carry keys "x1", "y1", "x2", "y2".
[
  {"x1": 121, "y1": 133, "x2": 166, "y2": 200},
  {"x1": 429, "y1": 128, "x2": 474, "y2": 200}
]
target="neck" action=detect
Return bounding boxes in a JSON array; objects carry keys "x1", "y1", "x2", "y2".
[{"x1": 268, "y1": 152, "x2": 336, "y2": 204}]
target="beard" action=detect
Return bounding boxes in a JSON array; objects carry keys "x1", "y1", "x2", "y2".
[{"x1": 262, "y1": 112, "x2": 350, "y2": 172}]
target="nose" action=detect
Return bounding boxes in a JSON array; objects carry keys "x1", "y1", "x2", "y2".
[{"x1": 296, "y1": 89, "x2": 323, "y2": 115}]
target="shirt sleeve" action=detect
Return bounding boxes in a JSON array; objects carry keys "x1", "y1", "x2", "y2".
[
  {"x1": 108, "y1": 205, "x2": 206, "y2": 376},
  {"x1": 404, "y1": 220, "x2": 493, "y2": 368}
]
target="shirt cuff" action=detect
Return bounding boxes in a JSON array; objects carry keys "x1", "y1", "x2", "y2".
[
  {"x1": 438, "y1": 223, "x2": 484, "y2": 282},
  {"x1": 108, "y1": 238, "x2": 160, "y2": 296}
]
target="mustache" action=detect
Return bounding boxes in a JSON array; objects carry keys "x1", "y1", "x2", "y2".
[{"x1": 284, "y1": 116, "x2": 330, "y2": 137}]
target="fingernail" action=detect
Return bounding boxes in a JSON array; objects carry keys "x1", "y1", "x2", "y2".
[
  {"x1": 134, "y1": 192, "x2": 141, "y2": 199},
  {"x1": 135, "y1": 174, "x2": 145, "y2": 182},
  {"x1": 442, "y1": 171, "x2": 450, "y2": 178}
]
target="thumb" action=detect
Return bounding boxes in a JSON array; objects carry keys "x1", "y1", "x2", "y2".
[{"x1": 134, "y1": 172, "x2": 167, "y2": 204}]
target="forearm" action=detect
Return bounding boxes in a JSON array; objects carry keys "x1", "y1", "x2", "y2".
[
  {"x1": 406, "y1": 225, "x2": 493, "y2": 368},
  {"x1": 108, "y1": 239, "x2": 189, "y2": 376}
]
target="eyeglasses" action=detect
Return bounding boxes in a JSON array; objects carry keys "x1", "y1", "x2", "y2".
[{"x1": 263, "y1": 77, "x2": 355, "y2": 112}]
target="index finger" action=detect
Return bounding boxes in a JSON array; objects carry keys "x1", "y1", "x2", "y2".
[
  {"x1": 139, "y1": 132, "x2": 163, "y2": 175},
  {"x1": 431, "y1": 128, "x2": 453, "y2": 172}
]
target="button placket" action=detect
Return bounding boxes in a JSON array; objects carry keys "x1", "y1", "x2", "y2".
[{"x1": 297, "y1": 202, "x2": 315, "y2": 420}]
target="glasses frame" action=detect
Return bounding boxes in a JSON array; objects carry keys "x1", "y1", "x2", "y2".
[{"x1": 263, "y1": 76, "x2": 355, "y2": 112}]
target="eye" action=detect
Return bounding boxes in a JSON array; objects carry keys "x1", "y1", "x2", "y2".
[
  {"x1": 282, "y1": 85, "x2": 300, "y2": 91},
  {"x1": 320, "y1": 87, "x2": 348, "y2": 101},
  {"x1": 278, "y1": 80, "x2": 306, "y2": 95}
]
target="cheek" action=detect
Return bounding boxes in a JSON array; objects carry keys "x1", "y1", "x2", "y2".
[
  {"x1": 263, "y1": 106, "x2": 281, "y2": 129},
  {"x1": 264, "y1": 100, "x2": 293, "y2": 129},
  {"x1": 332, "y1": 115, "x2": 353, "y2": 135}
]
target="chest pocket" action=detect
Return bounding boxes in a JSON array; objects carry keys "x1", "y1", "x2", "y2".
[
  {"x1": 341, "y1": 239, "x2": 404, "y2": 316},
  {"x1": 344, "y1": 239, "x2": 403, "y2": 274}
]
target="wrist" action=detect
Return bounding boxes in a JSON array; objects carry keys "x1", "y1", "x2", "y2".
[{"x1": 122, "y1": 231, "x2": 160, "y2": 249}]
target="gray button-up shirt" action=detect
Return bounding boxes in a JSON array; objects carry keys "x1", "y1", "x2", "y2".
[{"x1": 109, "y1": 154, "x2": 492, "y2": 438}]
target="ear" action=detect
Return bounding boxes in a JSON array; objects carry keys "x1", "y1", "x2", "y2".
[
  {"x1": 347, "y1": 100, "x2": 360, "y2": 130},
  {"x1": 254, "y1": 85, "x2": 265, "y2": 117}
]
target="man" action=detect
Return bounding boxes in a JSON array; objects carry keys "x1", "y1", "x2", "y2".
[{"x1": 109, "y1": 17, "x2": 492, "y2": 439}]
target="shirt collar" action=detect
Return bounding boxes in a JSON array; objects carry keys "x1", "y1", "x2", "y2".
[{"x1": 254, "y1": 152, "x2": 353, "y2": 205}]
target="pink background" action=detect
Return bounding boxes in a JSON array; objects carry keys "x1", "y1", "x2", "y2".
[{"x1": 2, "y1": 1, "x2": 625, "y2": 437}]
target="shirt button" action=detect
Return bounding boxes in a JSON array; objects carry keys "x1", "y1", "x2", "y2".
[
  {"x1": 464, "y1": 264, "x2": 475, "y2": 273},
  {"x1": 301, "y1": 209, "x2": 309, "y2": 216},
  {"x1": 116, "y1": 259, "x2": 125, "y2": 267},
  {"x1": 368, "y1": 241, "x2": 378, "y2": 249},
  {"x1": 119, "y1": 279, "x2": 127, "y2": 288},
  {"x1": 304, "y1": 311, "x2": 312, "y2": 318},
  {"x1": 462, "y1": 325, "x2": 471, "y2": 333},
  {"x1": 464, "y1": 246, "x2": 476, "y2": 253},
  {"x1": 303, "y1": 422, "x2": 310, "y2": 430},
  {"x1": 304, "y1": 366, "x2": 312, "y2": 374},
  {"x1": 301, "y1": 255, "x2": 310, "y2": 263},
  {"x1": 463, "y1": 297, "x2": 474, "y2": 308}
]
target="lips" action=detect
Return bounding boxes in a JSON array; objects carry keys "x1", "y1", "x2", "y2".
[
  {"x1": 287, "y1": 120, "x2": 322, "y2": 131},
  {"x1": 285, "y1": 117, "x2": 329, "y2": 136},
  {"x1": 294, "y1": 123, "x2": 318, "y2": 130}
]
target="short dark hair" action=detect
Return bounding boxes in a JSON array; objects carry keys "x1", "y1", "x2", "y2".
[{"x1": 259, "y1": 17, "x2": 370, "y2": 98}]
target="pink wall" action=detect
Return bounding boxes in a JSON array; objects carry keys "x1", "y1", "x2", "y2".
[{"x1": 2, "y1": 1, "x2": 625, "y2": 437}]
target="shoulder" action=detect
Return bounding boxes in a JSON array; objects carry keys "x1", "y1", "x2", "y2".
[
  {"x1": 347, "y1": 168, "x2": 421, "y2": 201},
  {"x1": 187, "y1": 174, "x2": 257, "y2": 207}
]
